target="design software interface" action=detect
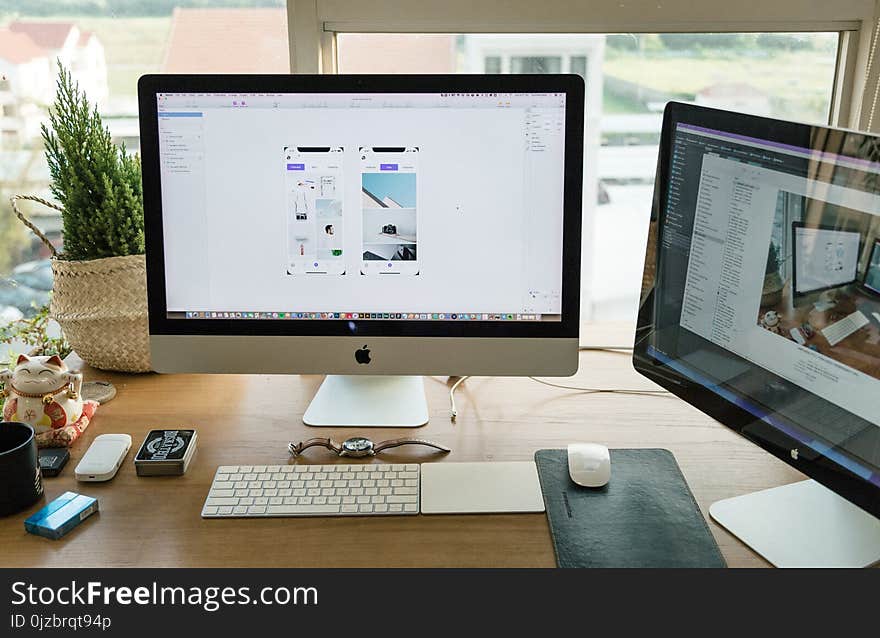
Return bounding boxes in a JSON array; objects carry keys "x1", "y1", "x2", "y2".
[
  {"x1": 157, "y1": 92, "x2": 566, "y2": 321},
  {"x1": 651, "y1": 121, "x2": 880, "y2": 481}
]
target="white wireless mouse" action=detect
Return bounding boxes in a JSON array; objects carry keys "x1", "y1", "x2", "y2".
[{"x1": 568, "y1": 443, "x2": 610, "y2": 488}]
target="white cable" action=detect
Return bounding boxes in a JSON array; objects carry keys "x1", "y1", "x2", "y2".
[
  {"x1": 528, "y1": 376, "x2": 671, "y2": 397},
  {"x1": 449, "y1": 375, "x2": 469, "y2": 422}
]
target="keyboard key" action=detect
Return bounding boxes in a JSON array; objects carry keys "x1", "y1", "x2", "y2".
[
  {"x1": 267, "y1": 504, "x2": 341, "y2": 515},
  {"x1": 394, "y1": 487, "x2": 418, "y2": 495},
  {"x1": 217, "y1": 466, "x2": 238, "y2": 474},
  {"x1": 233, "y1": 505, "x2": 248, "y2": 515},
  {"x1": 387, "y1": 495, "x2": 418, "y2": 504},
  {"x1": 210, "y1": 489, "x2": 234, "y2": 498},
  {"x1": 269, "y1": 497, "x2": 283, "y2": 505},
  {"x1": 218, "y1": 506, "x2": 234, "y2": 515},
  {"x1": 375, "y1": 504, "x2": 388, "y2": 512},
  {"x1": 248, "y1": 506, "x2": 266, "y2": 515},
  {"x1": 404, "y1": 504, "x2": 418, "y2": 513},
  {"x1": 341, "y1": 504, "x2": 358, "y2": 513},
  {"x1": 359, "y1": 504, "x2": 374, "y2": 513},
  {"x1": 206, "y1": 497, "x2": 239, "y2": 507},
  {"x1": 202, "y1": 506, "x2": 218, "y2": 516}
]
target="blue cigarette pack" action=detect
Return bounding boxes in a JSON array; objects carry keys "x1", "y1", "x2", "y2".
[{"x1": 24, "y1": 491, "x2": 98, "y2": 540}]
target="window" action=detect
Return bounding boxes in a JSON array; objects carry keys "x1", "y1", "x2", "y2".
[
  {"x1": 510, "y1": 56, "x2": 562, "y2": 73},
  {"x1": 0, "y1": 2, "x2": 288, "y2": 335},
  {"x1": 338, "y1": 32, "x2": 841, "y2": 320},
  {"x1": 484, "y1": 55, "x2": 501, "y2": 73}
]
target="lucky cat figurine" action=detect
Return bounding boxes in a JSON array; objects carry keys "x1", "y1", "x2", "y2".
[{"x1": 1, "y1": 354, "x2": 83, "y2": 434}]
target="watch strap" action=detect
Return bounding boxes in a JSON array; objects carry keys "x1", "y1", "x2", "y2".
[
  {"x1": 372, "y1": 438, "x2": 451, "y2": 454},
  {"x1": 288, "y1": 438, "x2": 342, "y2": 457}
]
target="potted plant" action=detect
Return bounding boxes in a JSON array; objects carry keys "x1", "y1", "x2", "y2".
[
  {"x1": 10, "y1": 66, "x2": 150, "y2": 372},
  {"x1": 761, "y1": 242, "x2": 784, "y2": 307}
]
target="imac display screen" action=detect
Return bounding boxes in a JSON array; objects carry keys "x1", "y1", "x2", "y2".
[
  {"x1": 792, "y1": 225, "x2": 860, "y2": 296},
  {"x1": 154, "y1": 91, "x2": 566, "y2": 323},
  {"x1": 636, "y1": 103, "x2": 880, "y2": 514}
]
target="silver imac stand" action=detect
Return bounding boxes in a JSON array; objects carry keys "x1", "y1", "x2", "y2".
[
  {"x1": 710, "y1": 479, "x2": 880, "y2": 567},
  {"x1": 303, "y1": 375, "x2": 429, "y2": 427}
]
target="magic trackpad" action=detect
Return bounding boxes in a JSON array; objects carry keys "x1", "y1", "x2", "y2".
[{"x1": 420, "y1": 461, "x2": 545, "y2": 514}]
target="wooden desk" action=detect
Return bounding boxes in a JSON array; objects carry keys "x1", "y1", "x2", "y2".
[{"x1": 0, "y1": 323, "x2": 804, "y2": 568}]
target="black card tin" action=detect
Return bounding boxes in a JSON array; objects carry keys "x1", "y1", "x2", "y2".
[{"x1": 134, "y1": 429, "x2": 197, "y2": 476}]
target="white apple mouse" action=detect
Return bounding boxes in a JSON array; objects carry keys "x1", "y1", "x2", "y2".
[{"x1": 568, "y1": 443, "x2": 610, "y2": 487}]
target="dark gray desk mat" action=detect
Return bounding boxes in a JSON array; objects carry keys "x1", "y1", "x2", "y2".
[{"x1": 535, "y1": 448, "x2": 726, "y2": 568}]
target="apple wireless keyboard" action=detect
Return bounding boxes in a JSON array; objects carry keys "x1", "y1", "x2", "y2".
[
  {"x1": 822, "y1": 310, "x2": 869, "y2": 346},
  {"x1": 202, "y1": 463, "x2": 420, "y2": 518}
]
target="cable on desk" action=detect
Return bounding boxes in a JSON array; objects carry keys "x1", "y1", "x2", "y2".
[
  {"x1": 527, "y1": 376, "x2": 671, "y2": 397},
  {"x1": 578, "y1": 346, "x2": 633, "y2": 353},
  {"x1": 449, "y1": 375, "x2": 469, "y2": 422}
]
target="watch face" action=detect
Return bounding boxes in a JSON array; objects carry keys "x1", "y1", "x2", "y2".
[{"x1": 342, "y1": 437, "x2": 374, "y2": 457}]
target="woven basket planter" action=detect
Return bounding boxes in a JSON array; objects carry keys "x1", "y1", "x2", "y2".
[{"x1": 12, "y1": 195, "x2": 152, "y2": 373}]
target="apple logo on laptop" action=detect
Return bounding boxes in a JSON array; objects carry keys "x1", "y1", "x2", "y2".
[{"x1": 355, "y1": 345, "x2": 371, "y2": 364}]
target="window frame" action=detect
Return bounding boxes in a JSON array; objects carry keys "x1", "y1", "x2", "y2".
[
  {"x1": 288, "y1": 0, "x2": 877, "y2": 129},
  {"x1": 286, "y1": 0, "x2": 878, "y2": 321}
]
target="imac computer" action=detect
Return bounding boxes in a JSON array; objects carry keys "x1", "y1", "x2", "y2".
[
  {"x1": 791, "y1": 222, "x2": 861, "y2": 308},
  {"x1": 635, "y1": 102, "x2": 880, "y2": 567},
  {"x1": 138, "y1": 75, "x2": 583, "y2": 427}
]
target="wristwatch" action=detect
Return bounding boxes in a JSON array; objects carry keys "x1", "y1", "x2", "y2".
[{"x1": 288, "y1": 436, "x2": 450, "y2": 458}]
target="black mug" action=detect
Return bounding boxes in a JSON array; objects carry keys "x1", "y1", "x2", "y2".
[{"x1": 0, "y1": 422, "x2": 44, "y2": 516}]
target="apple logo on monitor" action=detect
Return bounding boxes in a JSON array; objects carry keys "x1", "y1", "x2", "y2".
[{"x1": 355, "y1": 345, "x2": 371, "y2": 364}]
